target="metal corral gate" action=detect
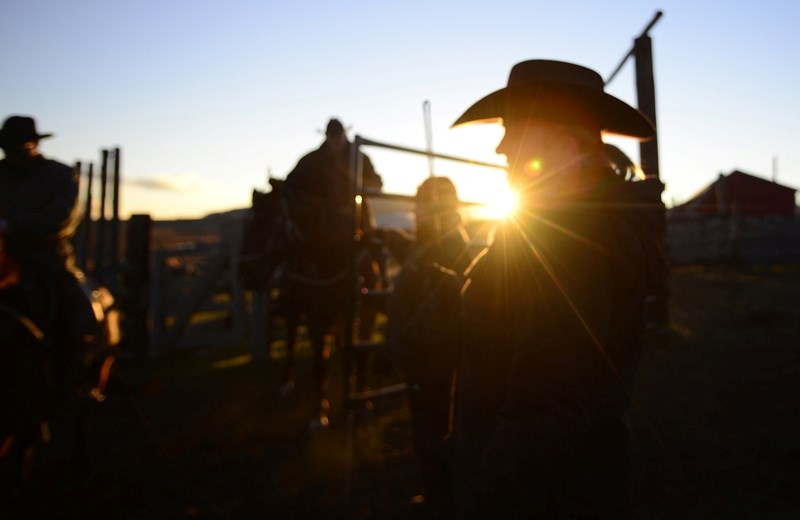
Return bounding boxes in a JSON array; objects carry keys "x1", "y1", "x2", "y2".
[
  {"x1": 340, "y1": 135, "x2": 505, "y2": 501},
  {"x1": 342, "y1": 135, "x2": 505, "y2": 416}
]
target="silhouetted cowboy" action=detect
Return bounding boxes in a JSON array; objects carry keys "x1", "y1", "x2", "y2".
[
  {"x1": 280, "y1": 119, "x2": 382, "y2": 274},
  {"x1": 0, "y1": 115, "x2": 95, "y2": 409},
  {"x1": 286, "y1": 119, "x2": 382, "y2": 224},
  {"x1": 385, "y1": 176, "x2": 472, "y2": 514},
  {"x1": 451, "y1": 60, "x2": 659, "y2": 518}
]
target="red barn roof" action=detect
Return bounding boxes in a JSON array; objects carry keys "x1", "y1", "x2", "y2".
[{"x1": 674, "y1": 170, "x2": 797, "y2": 218}]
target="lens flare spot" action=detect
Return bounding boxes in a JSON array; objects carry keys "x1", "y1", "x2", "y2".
[{"x1": 527, "y1": 158, "x2": 543, "y2": 175}]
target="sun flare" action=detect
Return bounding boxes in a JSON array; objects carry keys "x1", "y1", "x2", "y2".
[{"x1": 473, "y1": 182, "x2": 518, "y2": 220}]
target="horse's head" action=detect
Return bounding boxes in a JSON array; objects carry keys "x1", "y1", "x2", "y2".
[{"x1": 239, "y1": 185, "x2": 306, "y2": 290}]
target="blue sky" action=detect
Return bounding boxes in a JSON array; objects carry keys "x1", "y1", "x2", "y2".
[{"x1": 2, "y1": 0, "x2": 798, "y2": 219}]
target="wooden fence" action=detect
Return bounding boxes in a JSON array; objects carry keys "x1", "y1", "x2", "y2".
[{"x1": 666, "y1": 214, "x2": 800, "y2": 265}]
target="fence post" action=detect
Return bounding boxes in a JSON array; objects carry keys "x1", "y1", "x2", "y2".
[
  {"x1": 634, "y1": 34, "x2": 660, "y2": 180},
  {"x1": 79, "y1": 163, "x2": 94, "y2": 273},
  {"x1": 110, "y1": 147, "x2": 122, "y2": 292},
  {"x1": 124, "y1": 214, "x2": 152, "y2": 360},
  {"x1": 149, "y1": 249, "x2": 167, "y2": 358},
  {"x1": 74, "y1": 161, "x2": 87, "y2": 271},
  {"x1": 250, "y1": 290, "x2": 269, "y2": 361},
  {"x1": 96, "y1": 149, "x2": 109, "y2": 284},
  {"x1": 221, "y1": 219, "x2": 247, "y2": 346}
]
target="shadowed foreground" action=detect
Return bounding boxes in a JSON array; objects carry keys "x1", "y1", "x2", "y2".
[{"x1": 3, "y1": 268, "x2": 799, "y2": 519}]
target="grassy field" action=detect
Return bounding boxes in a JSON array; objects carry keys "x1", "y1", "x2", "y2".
[
  {"x1": 630, "y1": 266, "x2": 800, "y2": 519},
  {"x1": 4, "y1": 267, "x2": 800, "y2": 518}
]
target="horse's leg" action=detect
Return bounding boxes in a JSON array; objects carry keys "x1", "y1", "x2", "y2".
[
  {"x1": 307, "y1": 314, "x2": 331, "y2": 429},
  {"x1": 279, "y1": 304, "x2": 299, "y2": 396},
  {"x1": 276, "y1": 269, "x2": 306, "y2": 397},
  {"x1": 355, "y1": 256, "x2": 383, "y2": 395},
  {"x1": 355, "y1": 307, "x2": 376, "y2": 395}
]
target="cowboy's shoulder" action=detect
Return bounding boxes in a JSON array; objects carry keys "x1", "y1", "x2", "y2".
[
  {"x1": 27, "y1": 158, "x2": 77, "y2": 189},
  {"x1": 0, "y1": 157, "x2": 70, "y2": 178},
  {"x1": 294, "y1": 149, "x2": 319, "y2": 168},
  {"x1": 298, "y1": 147, "x2": 337, "y2": 172},
  {"x1": 285, "y1": 151, "x2": 321, "y2": 185},
  {"x1": 567, "y1": 209, "x2": 649, "y2": 290},
  {"x1": 40, "y1": 158, "x2": 74, "y2": 176},
  {"x1": 591, "y1": 207, "x2": 649, "y2": 265}
]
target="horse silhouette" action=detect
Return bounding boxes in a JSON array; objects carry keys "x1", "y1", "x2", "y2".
[
  {"x1": 239, "y1": 179, "x2": 406, "y2": 428},
  {"x1": 0, "y1": 234, "x2": 120, "y2": 496}
]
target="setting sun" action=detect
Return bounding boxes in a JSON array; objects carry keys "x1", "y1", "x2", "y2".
[
  {"x1": 466, "y1": 181, "x2": 518, "y2": 221},
  {"x1": 483, "y1": 183, "x2": 518, "y2": 219}
]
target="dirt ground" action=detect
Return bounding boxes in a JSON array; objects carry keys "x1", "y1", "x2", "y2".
[{"x1": 3, "y1": 267, "x2": 800, "y2": 519}]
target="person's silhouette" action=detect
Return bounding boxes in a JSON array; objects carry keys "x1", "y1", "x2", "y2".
[
  {"x1": 386, "y1": 176, "x2": 472, "y2": 514},
  {"x1": 0, "y1": 115, "x2": 98, "y2": 493},
  {"x1": 450, "y1": 60, "x2": 660, "y2": 518}
]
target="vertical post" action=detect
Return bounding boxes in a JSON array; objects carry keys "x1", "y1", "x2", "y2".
[
  {"x1": 149, "y1": 248, "x2": 167, "y2": 358},
  {"x1": 342, "y1": 135, "x2": 365, "y2": 505},
  {"x1": 250, "y1": 290, "x2": 269, "y2": 361},
  {"x1": 343, "y1": 137, "x2": 362, "y2": 417},
  {"x1": 635, "y1": 35, "x2": 660, "y2": 179},
  {"x1": 110, "y1": 147, "x2": 122, "y2": 291},
  {"x1": 423, "y1": 100, "x2": 435, "y2": 178},
  {"x1": 81, "y1": 163, "x2": 94, "y2": 273},
  {"x1": 124, "y1": 214, "x2": 151, "y2": 360},
  {"x1": 96, "y1": 149, "x2": 109, "y2": 283},
  {"x1": 351, "y1": 135, "x2": 364, "y2": 246},
  {"x1": 74, "y1": 162, "x2": 86, "y2": 271},
  {"x1": 634, "y1": 29, "x2": 670, "y2": 339},
  {"x1": 221, "y1": 219, "x2": 246, "y2": 346}
]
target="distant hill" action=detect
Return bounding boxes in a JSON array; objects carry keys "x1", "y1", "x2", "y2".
[
  {"x1": 146, "y1": 194, "x2": 505, "y2": 252},
  {"x1": 149, "y1": 198, "x2": 414, "y2": 250},
  {"x1": 151, "y1": 208, "x2": 248, "y2": 249}
]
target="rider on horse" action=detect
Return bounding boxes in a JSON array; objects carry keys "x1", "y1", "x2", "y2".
[
  {"x1": 275, "y1": 118, "x2": 385, "y2": 428},
  {"x1": 283, "y1": 117, "x2": 383, "y2": 263},
  {"x1": 0, "y1": 116, "x2": 101, "y2": 494}
]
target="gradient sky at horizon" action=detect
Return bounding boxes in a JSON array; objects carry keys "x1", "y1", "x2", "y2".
[{"x1": 2, "y1": 0, "x2": 798, "y2": 219}]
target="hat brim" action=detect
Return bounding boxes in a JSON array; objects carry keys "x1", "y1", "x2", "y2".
[
  {"x1": 0, "y1": 132, "x2": 53, "y2": 147},
  {"x1": 452, "y1": 82, "x2": 654, "y2": 140}
]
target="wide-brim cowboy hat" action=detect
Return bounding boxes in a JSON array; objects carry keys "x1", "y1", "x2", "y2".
[
  {"x1": 0, "y1": 115, "x2": 54, "y2": 147},
  {"x1": 452, "y1": 60, "x2": 654, "y2": 140}
]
